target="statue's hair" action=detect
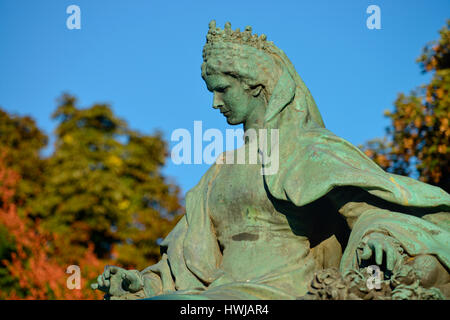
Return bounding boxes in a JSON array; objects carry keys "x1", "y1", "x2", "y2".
[
  {"x1": 202, "y1": 42, "x2": 282, "y2": 104},
  {"x1": 202, "y1": 21, "x2": 325, "y2": 130}
]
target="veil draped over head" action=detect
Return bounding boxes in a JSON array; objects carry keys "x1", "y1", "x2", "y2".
[
  {"x1": 201, "y1": 20, "x2": 325, "y2": 132},
  {"x1": 262, "y1": 42, "x2": 325, "y2": 129}
]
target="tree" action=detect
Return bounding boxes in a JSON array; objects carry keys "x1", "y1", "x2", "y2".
[
  {"x1": 30, "y1": 94, "x2": 182, "y2": 269},
  {"x1": 0, "y1": 109, "x2": 47, "y2": 206},
  {"x1": 0, "y1": 151, "x2": 104, "y2": 299},
  {"x1": 0, "y1": 110, "x2": 50, "y2": 298},
  {"x1": 0, "y1": 96, "x2": 183, "y2": 298},
  {"x1": 361, "y1": 21, "x2": 450, "y2": 192}
]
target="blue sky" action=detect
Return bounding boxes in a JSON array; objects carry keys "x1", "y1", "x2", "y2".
[{"x1": 0, "y1": 0, "x2": 449, "y2": 195}]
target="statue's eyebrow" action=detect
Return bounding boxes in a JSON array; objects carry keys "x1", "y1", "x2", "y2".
[
  {"x1": 224, "y1": 71, "x2": 239, "y2": 79},
  {"x1": 206, "y1": 82, "x2": 220, "y2": 92},
  {"x1": 206, "y1": 76, "x2": 229, "y2": 92}
]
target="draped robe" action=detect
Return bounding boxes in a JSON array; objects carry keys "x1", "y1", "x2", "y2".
[
  {"x1": 139, "y1": 123, "x2": 450, "y2": 300},
  {"x1": 137, "y1": 45, "x2": 450, "y2": 299}
]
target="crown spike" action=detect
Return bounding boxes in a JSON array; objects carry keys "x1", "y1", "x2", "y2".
[
  {"x1": 204, "y1": 22, "x2": 271, "y2": 55},
  {"x1": 224, "y1": 22, "x2": 232, "y2": 36}
]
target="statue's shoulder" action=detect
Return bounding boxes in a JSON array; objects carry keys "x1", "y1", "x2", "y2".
[
  {"x1": 185, "y1": 161, "x2": 220, "y2": 199},
  {"x1": 269, "y1": 127, "x2": 450, "y2": 208},
  {"x1": 284, "y1": 127, "x2": 379, "y2": 173},
  {"x1": 291, "y1": 127, "x2": 368, "y2": 156}
]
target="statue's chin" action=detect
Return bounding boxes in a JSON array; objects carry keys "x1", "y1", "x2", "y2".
[
  {"x1": 226, "y1": 118, "x2": 236, "y2": 125},
  {"x1": 226, "y1": 117, "x2": 243, "y2": 126}
]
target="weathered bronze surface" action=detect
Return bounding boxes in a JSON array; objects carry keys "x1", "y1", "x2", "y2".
[{"x1": 92, "y1": 21, "x2": 450, "y2": 300}]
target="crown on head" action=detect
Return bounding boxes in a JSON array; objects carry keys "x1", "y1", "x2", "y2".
[{"x1": 204, "y1": 20, "x2": 273, "y2": 54}]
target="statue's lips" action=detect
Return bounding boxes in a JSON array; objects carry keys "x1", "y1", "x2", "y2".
[{"x1": 220, "y1": 109, "x2": 231, "y2": 116}]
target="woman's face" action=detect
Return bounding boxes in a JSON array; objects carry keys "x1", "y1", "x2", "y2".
[{"x1": 204, "y1": 72, "x2": 257, "y2": 125}]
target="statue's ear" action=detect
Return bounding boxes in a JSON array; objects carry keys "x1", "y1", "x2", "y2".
[
  {"x1": 264, "y1": 67, "x2": 296, "y2": 122},
  {"x1": 250, "y1": 85, "x2": 263, "y2": 97}
]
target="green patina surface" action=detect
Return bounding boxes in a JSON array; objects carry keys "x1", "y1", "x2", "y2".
[{"x1": 92, "y1": 21, "x2": 450, "y2": 300}]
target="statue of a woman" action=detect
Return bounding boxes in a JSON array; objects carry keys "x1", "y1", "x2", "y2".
[{"x1": 92, "y1": 21, "x2": 450, "y2": 300}]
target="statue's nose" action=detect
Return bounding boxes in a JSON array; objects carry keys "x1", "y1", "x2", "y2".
[{"x1": 213, "y1": 92, "x2": 224, "y2": 109}]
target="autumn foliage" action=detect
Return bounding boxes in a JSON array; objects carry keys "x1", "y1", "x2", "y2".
[
  {"x1": 0, "y1": 96, "x2": 182, "y2": 299},
  {"x1": 0, "y1": 151, "x2": 104, "y2": 299},
  {"x1": 362, "y1": 21, "x2": 450, "y2": 192}
]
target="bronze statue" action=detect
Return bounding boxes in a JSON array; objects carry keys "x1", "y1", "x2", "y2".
[{"x1": 92, "y1": 21, "x2": 450, "y2": 300}]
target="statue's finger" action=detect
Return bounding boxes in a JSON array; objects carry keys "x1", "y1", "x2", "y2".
[
  {"x1": 386, "y1": 247, "x2": 395, "y2": 271},
  {"x1": 109, "y1": 266, "x2": 120, "y2": 275},
  {"x1": 97, "y1": 275, "x2": 105, "y2": 287},
  {"x1": 91, "y1": 283, "x2": 99, "y2": 290},
  {"x1": 360, "y1": 245, "x2": 372, "y2": 260},
  {"x1": 123, "y1": 271, "x2": 134, "y2": 282},
  {"x1": 374, "y1": 243, "x2": 383, "y2": 266},
  {"x1": 125, "y1": 272, "x2": 143, "y2": 293},
  {"x1": 102, "y1": 273, "x2": 110, "y2": 288},
  {"x1": 109, "y1": 276, "x2": 127, "y2": 297},
  {"x1": 104, "y1": 267, "x2": 111, "y2": 279}
]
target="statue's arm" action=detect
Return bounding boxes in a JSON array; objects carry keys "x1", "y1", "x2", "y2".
[
  {"x1": 92, "y1": 215, "x2": 189, "y2": 299},
  {"x1": 93, "y1": 164, "x2": 218, "y2": 299},
  {"x1": 129, "y1": 215, "x2": 194, "y2": 298},
  {"x1": 325, "y1": 187, "x2": 450, "y2": 292}
]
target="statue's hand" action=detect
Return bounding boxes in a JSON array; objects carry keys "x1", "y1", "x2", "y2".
[
  {"x1": 91, "y1": 266, "x2": 144, "y2": 299},
  {"x1": 357, "y1": 232, "x2": 404, "y2": 272}
]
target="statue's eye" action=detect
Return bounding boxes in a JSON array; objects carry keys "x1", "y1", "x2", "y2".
[{"x1": 216, "y1": 86, "x2": 229, "y2": 93}]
